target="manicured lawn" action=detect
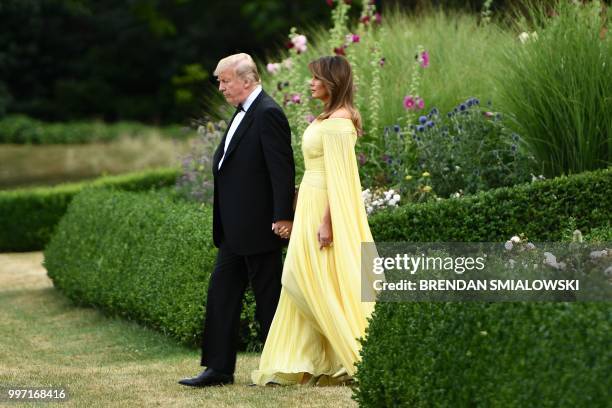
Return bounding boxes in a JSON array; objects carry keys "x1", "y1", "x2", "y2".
[{"x1": 0, "y1": 252, "x2": 355, "y2": 407}]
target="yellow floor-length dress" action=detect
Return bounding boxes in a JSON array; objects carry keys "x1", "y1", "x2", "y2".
[{"x1": 251, "y1": 117, "x2": 376, "y2": 386}]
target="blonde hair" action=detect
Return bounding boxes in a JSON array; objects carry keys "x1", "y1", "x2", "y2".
[
  {"x1": 214, "y1": 53, "x2": 260, "y2": 84},
  {"x1": 308, "y1": 55, "x2": 362, "y2": 135}
]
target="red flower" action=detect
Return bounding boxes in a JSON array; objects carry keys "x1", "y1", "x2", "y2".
[
  {"x1": 334, "y1": 47, "x2": 346, "y2": 56},
  {"x1": 326, "y1": 0, "x2": 333, "y2": 6},
  {"x1": 286, "y1": 41, "x2": 294, "y2": 49},
  {"x1": 360, "y1": 15, "x2": 370, "y2": 24}
]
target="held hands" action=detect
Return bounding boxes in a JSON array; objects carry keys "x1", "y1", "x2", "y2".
[
  {"x1": 272, "y1": 220, "x2": 293, "y2": 239},
  {"x1": 317, "y1": 219, "x2": 333, "y2": 250}
]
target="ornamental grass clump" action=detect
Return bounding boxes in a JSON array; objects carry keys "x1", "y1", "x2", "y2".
[{"x1": 496, "y1": 0, "x2": 611, "y2": 177}]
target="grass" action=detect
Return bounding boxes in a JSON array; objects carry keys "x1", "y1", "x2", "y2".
[
  {"x1": 0, "y1": 252, "x2": 356, "y2": 407},
  {"x1": 0, "y1": 135, "x2": 193, "y2": 190}
]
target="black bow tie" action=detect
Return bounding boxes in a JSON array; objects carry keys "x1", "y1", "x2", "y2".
[{"x1": 235, "y1": 104, "x2": 244, "y2": 113}]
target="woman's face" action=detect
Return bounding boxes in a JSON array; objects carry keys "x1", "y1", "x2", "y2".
[{"x1": 309, "y1": 76, "x2": 329, "y2": 102}]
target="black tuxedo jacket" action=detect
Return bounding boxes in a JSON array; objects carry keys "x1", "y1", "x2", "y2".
[{"x1": 212, "y1": 90, "x2": 295, "y2": 255}]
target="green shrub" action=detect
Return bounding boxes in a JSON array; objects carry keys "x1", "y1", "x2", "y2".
[
  {"x1": 0, "y1": 168, "x2": 179, "y2": 252},
  {"x1": 369, "y1": 167, "x2": 612, "y2": 242},
  {"x1": 354, "y1": 301, "x2": 611, "y2": 407},
  {"x1": 44, "y1": 189, "x2": 216, "y2": 345},
  {"x1": 44, "y1": 188, "x2": 262, "y2": 350},
  {"x1": 0, "y1": 114, "x2": 194, "y2": 144}
]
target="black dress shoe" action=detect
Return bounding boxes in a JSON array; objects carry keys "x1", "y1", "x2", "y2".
[{"x1": 178, "y1": 368, "x2": 234, "y2": 387}]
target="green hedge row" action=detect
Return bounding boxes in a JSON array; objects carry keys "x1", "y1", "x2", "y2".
[
  {"x1": 43, "y1": 168, "x2": 612, "y2": 358},
  {"x1": 369, "y1": 167, "x2": 612, "y2": 242},
  {"x1": 354, "y1": 301, "x2": 611, "y2": 407},
  {"x1": 44, "y1": 189, "x2": 218, "y2": 346},
  {"x1": 0, "y1": 114, "x2": 193, "y2": 144},
  {"x1": 0, "y1": 168, "x2": 180, "y2": 252}
]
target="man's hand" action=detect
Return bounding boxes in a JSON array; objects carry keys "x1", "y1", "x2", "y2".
[{"x1": 272, "y1": 220, "x2": 293, "y2": 239}]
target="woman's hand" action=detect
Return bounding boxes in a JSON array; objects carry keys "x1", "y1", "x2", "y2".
[{"x1": 317, "y1": 219, "x2": 333, "y2": 250}]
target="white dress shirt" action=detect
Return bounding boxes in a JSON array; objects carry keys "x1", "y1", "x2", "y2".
[{"x1": 218, "y1": 85, "x2": 263, "y2": 169}]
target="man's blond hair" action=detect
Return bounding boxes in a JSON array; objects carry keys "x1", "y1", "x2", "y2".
[{"x1": 214, "y1": 53, "x2": 260, "y2": 84}]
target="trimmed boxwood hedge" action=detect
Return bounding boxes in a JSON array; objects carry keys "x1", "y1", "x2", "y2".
[
  {"x1": 0, "y1": 168, "x2": 180, "y2": 252},
  {"x1": 44, "y1": 168, "x2": 612, "y2": 391},
  {"x1": 369, "y1": 167, "x2": 612, "y2": 242},
  {"x1": 354, "y1": 302, "x2": 611, "y2": 407},
  {"x1": 44, "y1": 188, "x2": 218, "y2": 346}
]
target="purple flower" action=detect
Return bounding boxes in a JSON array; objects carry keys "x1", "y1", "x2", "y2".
[
  {"x1": 305, "y1": 114, "x2": 316, "y2": 123},
  {"x1": 379, "y1": 57, "x2": 386, "y2": 67},
  {"x1": 426, "y1": 120, "x2": 434, "y2": 128},
  {"x1": 419, "y1": 116, "x2": 427, "y2": 124},
  {"x1": 417, "y1": 125, "x2": 425, "y2": 132},
  {"x1": 290, "y1": 94, "x2": 302, "y2": 104},
  {"x1": 358, "y1": 152, "x2": 367, "y2": 165}
]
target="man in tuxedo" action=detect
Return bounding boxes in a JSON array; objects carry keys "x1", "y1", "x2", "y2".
[{"x1": 179, "y1": 53, "x2": 295, "y2": 387}]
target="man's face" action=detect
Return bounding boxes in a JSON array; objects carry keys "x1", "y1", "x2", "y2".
[{"x1": 217, "y1": 69, "x2": 247, "y2": 106}]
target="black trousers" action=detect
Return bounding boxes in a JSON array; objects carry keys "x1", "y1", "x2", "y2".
[{"x1": 200, "y1": 240, "x2": 283, "y2": 374}]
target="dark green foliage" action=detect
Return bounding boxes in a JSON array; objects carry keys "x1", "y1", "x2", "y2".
[
  {"x1": 44, "y1": 189, "x2": 218, "y2": 346},
  {"x1": 0, "y1": 114, "x2": 192, "y2": 144},
  {"x1": 354, "y1": 301, "x2": 611, "y2": 407},
  {"x1": 0, "y1": 168, "x2": 179, "y2": 251},
  {"x1": 369, "y1": 168, "x2": 612, "y2": 242}
]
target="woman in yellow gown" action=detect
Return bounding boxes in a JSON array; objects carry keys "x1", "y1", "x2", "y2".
[{"x1": 252, "y1": 56, "x2": 376, "y2": 386}]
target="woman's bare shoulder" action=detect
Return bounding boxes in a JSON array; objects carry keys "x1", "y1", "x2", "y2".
[{"x1": 329, "y1": 108, "x2": 351, "y2": 119}]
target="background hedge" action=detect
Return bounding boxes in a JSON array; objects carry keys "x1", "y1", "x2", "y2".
[
  {"x1": 369, "y1": 167, "x2": 612, "y2": 242},
  {"x1": 0, "y1": 114, "x2": 192, "y2": 144},
  {"x1": 0, "y1": 168, "x2": 179, "y2": 252}
]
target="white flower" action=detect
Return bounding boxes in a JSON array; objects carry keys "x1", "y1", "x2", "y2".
[
  {"x1": 604, "y1": 265, "x2": 612, "y2": 278},
  {"x1": 518, "y1": 32, "x2": 530, "y2": 43},
  {"x1": 504, "y1": 241, "x2": 513, "y2": 251},
  {"x1": 393, "y1": 194, "x2": 400, "y2": 201},
  {"x1": 510, "y1": 235, "x2": 521, "y2": 243},
  {"x1": 526, "y1": 242, "x2": 536, "y2": 250},
  {"x1": 590, "y1": 250, "x2": 608, "y2": 259}
]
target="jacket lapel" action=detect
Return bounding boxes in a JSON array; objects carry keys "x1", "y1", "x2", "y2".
[{"x1": 221, "y1": 91, "x2": 266, "y2": 166}]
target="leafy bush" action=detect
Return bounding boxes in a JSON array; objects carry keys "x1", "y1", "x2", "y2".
[
  {"x1": 354, "y1": 301, "x2": 611, "y2": 407},
  {"x1": 496, "y1": 0, "x2": 611, "y2": 177},
  {"x1": 0, "y1": 114, "x2": 194, "y2": 144},
  {"x1": 44, "y1": 189, "x2": 215, "y2": 345},
  {"x1": 44, "y1": 188, "x2": 262, "y2": 350},
  {"x1": 0, "y1": 168, "x2": 179, "y2": 251},
  {"x1": 369, "y1": 167, "x2": 612, "y2": 242}
]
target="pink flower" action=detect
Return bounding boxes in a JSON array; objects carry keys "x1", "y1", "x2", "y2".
[
  {"x1": 266, "y1": 63, "x2": 280, "y2": 75},
  {"x1": 291, "y1": 94, "x2": 302, "y2": 104},
  {"x1": 484, "y1": 111, "x2": 494, "y2": 118},
  {"x1": 403, "y1": 95, "x2": 416, "y2": 110},
  {"x1": 374, "y1": 12, "x2": 382, "y2": 24},
  {"x1": 346, "y1": 33, "x2": 360, "y2": 43},
  {"x1": 417, "y1": 98, "x2": 425, "y2": 110},
  {"x1": 420, "y1": 51, "x2": 430, "y2": 68},
  {"x1": 291, "y1": 34, "x2": 308, "y2": 54},
  {"x1": 379, "y1": 57, "x2": 386, "y2": 67},
  {"x1": 282, "y1": 58, "x2": 293, "y2": 69},
  {"x1": 306, "y1": 114, "x2": 316, "y2": 123}
]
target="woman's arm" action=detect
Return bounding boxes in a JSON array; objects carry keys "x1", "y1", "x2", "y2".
[{"x1": 318, "y1": 204, "x2": 333, "y2": 250}]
